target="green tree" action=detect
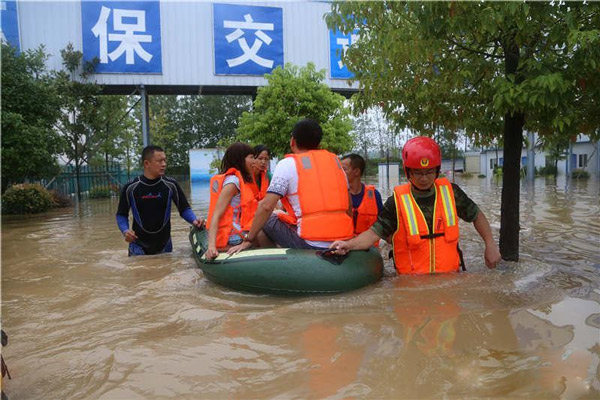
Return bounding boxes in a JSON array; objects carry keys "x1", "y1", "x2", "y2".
[
  {"x1": 543, "y1": 134, "x2": 572, "y2": 172},
  {"x1": 54, "y1": 43, "x2": 104, "y2": 200},
  {"x1": 237, "y1": 63, "x2": 354, "y2": 157},
  {"x1": 351, "y1": 112, "x2": 375, "y2": 161},
  {"x1": 1, "y1": 44, "x2": 63, "y2": 192},
  {"x1": 176, "y1": 95, "x2": 252, "y2": 149},
  {"x1": 144, "y1": 95, "x2": 181, "y2": 171},
  {"x1": 327, "y1": 2, "x2": 600, "y2": 261},
  {"x1": 139, "y1": 95, "x2": 252, "y2": 174},
  {"x1": 120, "y1": 97, "x2": 144, "y2": 180},
  {"x1": 88, "y1": 95, "x2": 137, "y2": 173}
]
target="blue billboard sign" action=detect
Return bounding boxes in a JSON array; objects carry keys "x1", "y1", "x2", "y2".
[
  {"x1": 1, "y1": 0, "x2": 21, "y2": 51},
  {"x1": 213, "y1": 3, "x2": 283, "y2": 76},
  {"x1": 330, "y1": 29, "x2": 358, "y2": 79},
  {"x1": 81, "y1": 0, "x2": 162, "y2": 73}
]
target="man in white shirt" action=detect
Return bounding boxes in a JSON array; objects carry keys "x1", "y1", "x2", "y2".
[{"x1": 229, "y1": 119, "x2": 353, "y2": 253}]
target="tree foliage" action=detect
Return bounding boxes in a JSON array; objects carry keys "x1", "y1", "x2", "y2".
[
  {"x1": 89, "y1": 95, "x2": 137, "y2": 170},
  {"x1": 327, "y1": 2, "x2": 600, "y2": 261},
  {"x1": 1, "y1": 44, "x2": 63, "y2": 191},
  {"x1": 327, "y1": 2, "x2": 599, "y2": 143},
  {"x1": 54, "y1": 43, "x2": 105, "y2": 199},
  {"x1": 236, "y1": 63, "x2": 354, "y2": 157},
  {"x1": 137, "y1": 95, "x2": 251, "y2": 173}
]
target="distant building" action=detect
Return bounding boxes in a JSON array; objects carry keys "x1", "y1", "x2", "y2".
[{"x1": 479, "y1": 134, "x2": 599, "y2": 177}]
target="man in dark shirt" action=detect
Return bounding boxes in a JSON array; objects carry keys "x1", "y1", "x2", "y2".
[
  {"x1": 341, "y1": 154, "x2": 384, "y2": 229},
  {"x1": 116, "y1": 145, "x2": 203, "y2": 256}
]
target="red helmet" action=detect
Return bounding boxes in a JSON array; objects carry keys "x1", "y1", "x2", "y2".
[{"x1": 402, "y1": 137, "x2": 441, "y2": 170}]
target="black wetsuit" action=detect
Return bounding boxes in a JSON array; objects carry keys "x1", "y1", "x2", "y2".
[{"x1": 116, "y1": 175, "x2": 194, "y2": 255}]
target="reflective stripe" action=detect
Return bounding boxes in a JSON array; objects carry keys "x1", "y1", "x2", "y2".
[
  {"x1": 401, "y1": 194, "x2": 419, "y2": 236},
  {"x1": 439, "y1": 185, "x2": 456, "y2": 227}
]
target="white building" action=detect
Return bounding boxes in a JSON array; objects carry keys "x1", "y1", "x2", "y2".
[{"x1": 479, "y1": 134, "x2": 599, "y2": 177}]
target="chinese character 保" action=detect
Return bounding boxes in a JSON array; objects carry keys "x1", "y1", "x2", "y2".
[
  {"x1": 92, "y1": 6, "x2": 153, "y2": 65},
  {"x1": 223, "y1": 13, "x2": 274, "y2": 68}
]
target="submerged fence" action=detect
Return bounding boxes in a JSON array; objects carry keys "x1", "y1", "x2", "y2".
[{"x1": 41, "y1": 164, "x2": 189, "y2": 198}]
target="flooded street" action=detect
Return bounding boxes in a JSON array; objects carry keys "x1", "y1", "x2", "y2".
[{"x1": 2, "y1": 176, "x2": 599, "y2": 399}]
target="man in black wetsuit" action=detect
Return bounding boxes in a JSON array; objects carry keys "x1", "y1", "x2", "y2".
[{"x1": 116, "y1": 145, "x2": 203, "y2": 256}]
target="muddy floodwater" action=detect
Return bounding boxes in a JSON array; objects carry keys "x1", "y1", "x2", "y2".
[{"x1": 2, "y1": 175, "x2": 599, "y2": 399}]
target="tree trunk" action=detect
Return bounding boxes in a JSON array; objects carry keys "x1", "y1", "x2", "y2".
[
  {"x1": 451, "y1": 138, "x2": 456, "y2": 183},
  {"x1": 499, "y1": 39, "x2": 524, "y2": 262}
]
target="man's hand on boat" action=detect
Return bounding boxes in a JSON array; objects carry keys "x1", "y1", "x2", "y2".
[
  {"x1": 205, "y1": 245, "x2": 219, "y2": 260},
  {"x1": 330, "y1": 229, "x2": 382, "y2": 255},
  {"x1": 192, "y1": 218, "x2": 206, "y2": 229},
  {"x1": 329, "y1": 240, "x2": 351, "y2": 255},
  {"x1": 228, "y1": 241, "x2": 252, "y2": 255}
]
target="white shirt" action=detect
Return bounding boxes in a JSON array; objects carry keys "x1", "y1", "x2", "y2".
[{"x1": 267, "y1": 156, "x2": 349, "y2": 248}]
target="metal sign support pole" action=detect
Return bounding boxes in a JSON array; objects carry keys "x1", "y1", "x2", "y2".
[{"x1": 140, "y1": 85, "x2": 150, "y2": 147}]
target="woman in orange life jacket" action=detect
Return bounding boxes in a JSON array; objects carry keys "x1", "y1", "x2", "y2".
[
  {"x1": 205, "y1": 142, "x2": 258, "y2": 260},
  {"x1": 330, "y1": 137, "x2": 501, "y2": 274},
  {"x1": 248, "y1": 145, "x2": 271, "y2": 201}
]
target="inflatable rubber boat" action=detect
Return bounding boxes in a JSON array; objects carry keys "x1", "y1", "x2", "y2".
[{"x1": 189, "y1": 227, "x2": 383, "y2": 295}]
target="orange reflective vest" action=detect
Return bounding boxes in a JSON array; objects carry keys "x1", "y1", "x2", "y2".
[
  {"x1": 354, "y1": 185, "x2": 379, "y2": 234},
  {"x1": 277, "y1": 150, "x2": 353, "y2": 241},
  {"x1": 392, "y1": 178, "x2": 460, "y2": 274},
  {"x1": 206, "y1": 168, "x2": 258, "y2": 248},
  {"x1": 248, "y1": 170, "x2": 269, "y2": 201}
]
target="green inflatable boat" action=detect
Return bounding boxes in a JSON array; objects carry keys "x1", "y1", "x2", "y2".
[{"x1": 189, "y1": 227, "x2": 383, "y2": 295}]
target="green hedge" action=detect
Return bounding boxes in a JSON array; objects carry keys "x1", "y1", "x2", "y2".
[
  {"x1": 49, "y1": 190, "x2": 72, "y2": 208},
  {"x1": 89, "y1": 185, "x2": 118, "y2": 199},
  {"x1": 572, "y1": 169, "x2": 590, "y2": 179},
  {"x1": 2, "y1": 184, "x2": 55, "y2": 214},
  {"x1": 537, "y1": 165, "x2": 558, "y2": 176}
]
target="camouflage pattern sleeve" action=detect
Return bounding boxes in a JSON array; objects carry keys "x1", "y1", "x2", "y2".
[
  {"x1": 369, "y1": 194, "x2": 398, "y2": 239},
  {"x1": 452, "y1": 183, "x2": 480, "y2": 223}
]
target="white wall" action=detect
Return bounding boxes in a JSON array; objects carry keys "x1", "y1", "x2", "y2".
[{"x1": 480, "y1": 140, "x2": 599, "y2": 177}]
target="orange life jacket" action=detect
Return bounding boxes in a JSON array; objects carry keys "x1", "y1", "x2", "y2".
[
  {"x1": 206, "y1": 168, "x2": 258, "y2": 248},
  {"x1": 276, "y1": 150, "x2": 353, "y2": 241},
  {"x1": 248, "y1": 170, "x2": 269, "y2": 201},
  {"x1": 354, "y1": 185, "x2": 379, "y2": 234},
  {"x1": 392, "y1": 178, "x2": 460, "y2": 274}
]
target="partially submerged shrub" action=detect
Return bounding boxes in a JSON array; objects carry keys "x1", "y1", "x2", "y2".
[
  {"x1": 49, "y1": 190, "x2": 72, "y2": 208},
  {"x1": 572, "y1": 169, "x2": 589, "y2": 179},
  {"x1": 2, "y1": 184, "x2": 54, "y2": 214},
  {"x1": 461, "y1": 172, "x2": 474, "y2": 178},
  {"x1": 477, "y1": 174, "x2": 486, "y2": 178},
  {"x1": 89, "y1": 185, "x2": 113, "y2": 199},
  {"x1": 537, "y1": 165, "x2": 558, "y2": 176}
]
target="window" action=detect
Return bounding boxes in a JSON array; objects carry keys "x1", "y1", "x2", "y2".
[
  {"x1": 578, "y1": 154, "x2": 588, "y2": 168},
  {"x1": 490, "y1": 159, "x2": 497, "y2": 169}
]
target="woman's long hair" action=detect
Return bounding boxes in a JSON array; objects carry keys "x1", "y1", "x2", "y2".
[
  {"x1": 253, "y1": 144, "x2": 270, "y2": 159},
  {"x1": 220, "y1": 142, "x2": 254, "y2": 183}
]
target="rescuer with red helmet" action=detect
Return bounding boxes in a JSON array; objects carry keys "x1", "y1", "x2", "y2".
[{"x1": 330, "y1": 137, "x2": 501, "y2": 274}]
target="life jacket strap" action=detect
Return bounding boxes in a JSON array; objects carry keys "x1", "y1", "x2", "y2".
[{"x1": 419, "y1": 232, "x2": 445, "y2": 240}]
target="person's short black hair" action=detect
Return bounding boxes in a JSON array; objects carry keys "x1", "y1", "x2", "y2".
[
  {"x1": 221, "y1": 142, "x2": 254, "y2": 183},
  {"x1": 254, "y1": 144, "x2": 270, "y2": 158},
  {"x1": 141, "y1": 145, "x2": 165, "y2": 162},
  {"x1": 291, "y1": 119, "x2": 322, "y2": 150},
  {"x1": 341, "y1": 153, "x2": 366, "y2": 176}
]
